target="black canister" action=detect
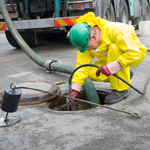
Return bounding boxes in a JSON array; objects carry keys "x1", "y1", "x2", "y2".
[{"x1": 1, "y1": 87, "x2": 22, "y2": 112}]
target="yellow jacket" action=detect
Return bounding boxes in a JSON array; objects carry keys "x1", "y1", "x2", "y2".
[{"x1": 72, "y1": 12, "x2": 147, "y2": 86}]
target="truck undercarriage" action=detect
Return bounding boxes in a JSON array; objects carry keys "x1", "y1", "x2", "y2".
[{"x1": 0, "y1": 0, "x2": 150, "y2": 48}]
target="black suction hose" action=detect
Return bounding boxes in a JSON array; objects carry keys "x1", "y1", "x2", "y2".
[{"x1": 69, "y1": 64, "x2": 150, "y2": 95}]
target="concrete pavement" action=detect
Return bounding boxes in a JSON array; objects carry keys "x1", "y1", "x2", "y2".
[{"x1": 0, "y1": 30, "x2": 150, "y2": 150}]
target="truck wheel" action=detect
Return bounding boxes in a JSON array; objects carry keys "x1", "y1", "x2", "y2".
[
  {"x1": 5, "y1": 31, "x2": 20, "y2": 48},
  {"x1": 142, "y1": 0, "x2": 150, "y2": 20},
  {"x1": 118, "y1": 0, "x2": 129, "y2": 24},
  {"x1": 5, "y1": 31, "x2": 46, "y2": 48},
  {"x1": 101, "y1": 0, "x2": 115, "y2": 22}
]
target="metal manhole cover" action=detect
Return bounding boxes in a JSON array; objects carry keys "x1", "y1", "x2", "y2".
[{"x1": 0, "y1": 81, "x2": 61, "y2": 105}]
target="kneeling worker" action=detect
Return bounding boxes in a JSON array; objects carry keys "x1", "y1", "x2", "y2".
[{"x1": 69, "y1": 12, "x2": 147, "y2": 104}]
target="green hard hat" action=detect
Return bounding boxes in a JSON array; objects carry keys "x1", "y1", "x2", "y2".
[{"x1": 69, "y1": 23, "x2": 89, "y2": 53}]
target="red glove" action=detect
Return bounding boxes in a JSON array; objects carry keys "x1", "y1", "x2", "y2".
[
  {"x1": 72, "y1": 89, "x2": 79, "y2": 98},
  {"x1": 96, "y1": 65, "x2": 111, "y2": 77},
  {"x1": 68, "y1": 90, "x2": 80, "y2": 108}
]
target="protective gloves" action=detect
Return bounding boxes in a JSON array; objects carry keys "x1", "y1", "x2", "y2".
[
  {"x1": 96, "y1": 60, "x2": 122, "y2": 77},
  {"x1": 70, "y1": 89, "x2": 80, "y2": 103},
  {"x1": 67, "y1": 83, "x2": 82, "y2": 110},
  {"x1": 68, "y1": 89, "x2": 80, "y2": 109},
  {"x1": 96, "y1": 65, "x2": 111, "y2": 76},
  {"x1": 71, "y1": 89, "x2": 80, "y2": 98}
]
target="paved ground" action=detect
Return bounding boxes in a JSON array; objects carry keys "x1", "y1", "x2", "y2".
[{"x1": 0, "y1": 29, "x2": 150, "y2": 150}]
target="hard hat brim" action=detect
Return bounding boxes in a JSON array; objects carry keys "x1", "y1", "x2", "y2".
[{"x1": 78, "y1": 44, "x2": 88, "y2": 53}]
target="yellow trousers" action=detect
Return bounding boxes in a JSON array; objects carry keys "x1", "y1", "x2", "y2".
[{"x1": 88, "y1": 44, "x2": 131, "y2": 91}]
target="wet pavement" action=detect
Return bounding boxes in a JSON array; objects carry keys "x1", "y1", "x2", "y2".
[{"x1": 0, "y1": 29, "x2": 150, "y2": 150}]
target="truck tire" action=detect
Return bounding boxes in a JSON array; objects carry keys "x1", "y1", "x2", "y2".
[
  {"x1": 142, "y1": 0, "x2": 150, "y2": 20},
  {"x1": 5, "y1": 31, "x2": 46, "y2": 48},
  {"x1": 5, "y1": 31, "x2": 20, "y2": 48},
  {"x1": 118, "y1": 0, "x2": 129, "y2": 24},
  {"x1": 101, "y1": 0, "x2": 115, "y2": 22}
]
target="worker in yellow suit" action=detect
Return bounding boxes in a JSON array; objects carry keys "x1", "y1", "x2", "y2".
[{"x1": 69, "y1": 12, "x2": 147, "y2": 104}]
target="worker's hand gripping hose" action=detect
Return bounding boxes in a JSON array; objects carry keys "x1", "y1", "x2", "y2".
[
  {"x1": 66, "y1": 97, "x2": 74, "y2": 111},
  {"x1": 10, "y1": 83, "x2": 140, "y2": 118}
]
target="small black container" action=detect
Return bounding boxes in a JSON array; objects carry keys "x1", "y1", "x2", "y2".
[{"x1": 1, "y1": 87, "x2": 22, "y2": 112}]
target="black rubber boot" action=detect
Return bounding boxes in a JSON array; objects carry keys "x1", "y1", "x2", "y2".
[
  {"x1": 130, "y1": 70, "x2": 133, "y2": 79},
  {"x1": 104, "y1": 90, "x2": 129, "y2": 104}
]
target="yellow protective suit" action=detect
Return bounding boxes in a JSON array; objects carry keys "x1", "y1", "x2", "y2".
[{"x1": 72, "y1": 12, "x2": 147, "y2": 91}]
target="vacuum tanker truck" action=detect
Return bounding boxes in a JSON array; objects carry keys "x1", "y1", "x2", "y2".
[{"x1": 0, "y1": 0, "x2": 149, "y2": 47}]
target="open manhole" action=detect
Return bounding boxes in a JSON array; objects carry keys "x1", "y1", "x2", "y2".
[
  {"x1": 0, "y1": 81, "x2": 61, "y2": 105},
  {"x1": 46, "y1": 89, "x2": 111, "y2": 111}
]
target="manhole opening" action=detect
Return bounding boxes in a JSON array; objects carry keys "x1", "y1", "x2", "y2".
[{"x1": 46, "y1": 90, "x2": 110, "y2": 111}]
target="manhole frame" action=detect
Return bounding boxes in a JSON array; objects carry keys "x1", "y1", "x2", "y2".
[{"x1": 45, "y1": 88, "x2": 112, "y2": 113}]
